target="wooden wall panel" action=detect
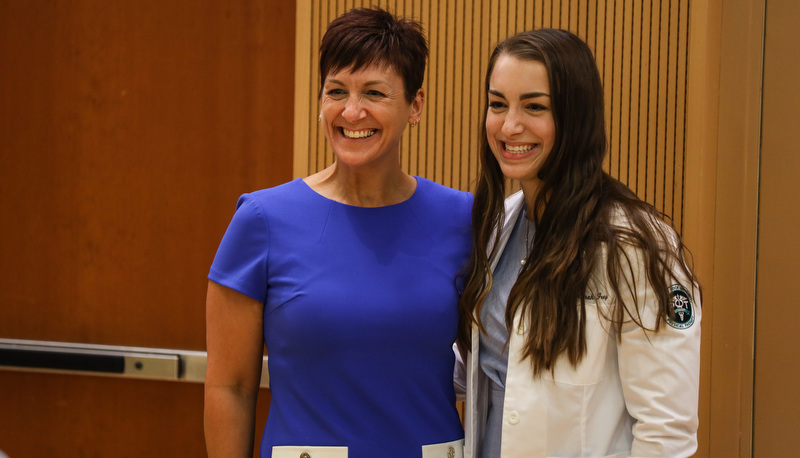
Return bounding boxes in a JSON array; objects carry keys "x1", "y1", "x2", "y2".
[
  {"x1": 0, "y1": 0, "x2": 294, "y2": 455},
  {"x1": 295, "y1": 0, "x2": 690, "y2": 227},
  {"x1": 0, "y1": 0, "x2": 294, "y2": 349}
]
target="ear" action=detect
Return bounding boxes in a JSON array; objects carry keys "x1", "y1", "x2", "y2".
[{"x1": 408, "y1": 88, "x2": 425, "y2": 124}]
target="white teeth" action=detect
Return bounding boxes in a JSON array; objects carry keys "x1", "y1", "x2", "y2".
[
  {"x1": 505, "y1": 143, "x2": 535, "y2": 154},
  {"x1": 342, "y1": 128, "x2": 377, "y2": 139}
]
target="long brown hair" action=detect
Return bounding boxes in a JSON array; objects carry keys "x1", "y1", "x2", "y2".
[{"x1": 457, "y1": 29, "x2": 700, "y2": 376}]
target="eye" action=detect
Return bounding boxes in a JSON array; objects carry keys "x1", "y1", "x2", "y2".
[
  {"x1": 526, "y1": 103, "x2": 548, "y2": 112},
  {"x1": 366, "y1": 90, "x2": 386, "y2": 98},
  {"x1": 326, "y1": 88, "x2": 346, "y2": 98},
  {"x1": 488, "y1": 101, "x2": 507, "y2": 110}
]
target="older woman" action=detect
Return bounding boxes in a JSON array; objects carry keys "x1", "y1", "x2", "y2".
[
  {"x1": 458, "y1": 29, "x2": 702, "y2": 457},
  {"x1": 204, "y1": 7, "x2": 470, "y2": 458}
]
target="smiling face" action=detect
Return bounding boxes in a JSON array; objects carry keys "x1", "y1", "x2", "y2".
[
  {"x1": 320, "y1": 64, "x2": 423, "y2": 171},
  {"x1": 486, "y1": 54, "x2": 555, "y2": 195}
]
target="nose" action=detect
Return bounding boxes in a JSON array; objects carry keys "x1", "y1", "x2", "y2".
[
  {"x1": 501, "y1": 110, "x2": 524, "y2": 136},
  {"x1": 342, "y1": 96, "x2": 366, "y2": 122}
]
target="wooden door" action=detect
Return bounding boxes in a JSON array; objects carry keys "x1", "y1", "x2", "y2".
[{"x1": 0, "y1": 1, "x2": 294, "y2": 456}]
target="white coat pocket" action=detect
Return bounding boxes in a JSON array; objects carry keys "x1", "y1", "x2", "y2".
[{"x1": 542, "y1": 301, "x2": 610, "y2": 386}]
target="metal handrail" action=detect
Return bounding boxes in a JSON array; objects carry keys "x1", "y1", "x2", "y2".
[{"x1": 0, "y1": 338, "x2": 270, "y2": 387}]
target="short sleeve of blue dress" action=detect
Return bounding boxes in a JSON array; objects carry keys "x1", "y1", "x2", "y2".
[{"x1": 208, "y1": 177, "x2": 472, "y2": 458}]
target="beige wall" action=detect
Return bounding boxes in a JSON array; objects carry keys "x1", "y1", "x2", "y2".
[{"x1": 754, "y1": 0, "x2": 800, "y2": 455}]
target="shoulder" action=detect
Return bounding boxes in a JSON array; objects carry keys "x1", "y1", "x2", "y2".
[
  {"x1": 238, "y1": 178, "x2": 305, "y2": 204},
  {"x1": 413, "y1": 177, "x2": 473, "y2": 218},
  {"x1": 607, "y1": 203, "x2": 679, "y2": 248},
  {"x1": 414, "y1": 176, "x2": 472, "y2": 206},
  {"x1": 236, "y1": 178, "x2": 310, "y2": 214},
  {"x1": 599, "y1": 175, "x2": 678, "y2": 242},
  {"x1": 411, "y1": 177, "x2": 472, "y2": 231}
]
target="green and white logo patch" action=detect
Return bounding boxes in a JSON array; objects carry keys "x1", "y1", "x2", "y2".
[{"x1": 666, "y1": 284, "x2": 695, "y2": 330}]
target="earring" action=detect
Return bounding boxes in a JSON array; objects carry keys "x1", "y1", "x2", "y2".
[{"x1": 318, "y1": 114, "x2": 322, "y2": 122}]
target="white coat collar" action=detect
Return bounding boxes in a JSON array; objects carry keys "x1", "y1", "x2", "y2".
[{"x1": 488, "y1": 190, "x2": 528, "y2": 271}]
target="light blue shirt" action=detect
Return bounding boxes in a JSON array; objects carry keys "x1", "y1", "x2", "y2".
[{"x1": 479, "y1": 210, "x2": 534, "y2": 457}]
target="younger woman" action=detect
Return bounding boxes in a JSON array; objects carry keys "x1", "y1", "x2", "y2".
[{"x1": 458, "y1": 29, "x2": 702, "y2": 457}]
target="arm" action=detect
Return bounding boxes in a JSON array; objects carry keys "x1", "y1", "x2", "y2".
[
  {"x1": 615, "y1": 245, "x2": 702, "y2": 457},
  {"x1": 204, "y1": 280, "x2": 265, "y2": 458},
  {"x1": 452, "y1": 342, "x2": 467, "y2": 401}
]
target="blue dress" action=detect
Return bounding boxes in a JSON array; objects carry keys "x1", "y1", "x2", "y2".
[{"x1": 208, "y1": 177, "x2": 472, "y2": 458}]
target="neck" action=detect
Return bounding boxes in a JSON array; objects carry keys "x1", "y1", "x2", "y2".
[
  {"x1": 304, "y1": 162, "x2": 416, "y2": 207},
  {"x1": 520, "y1": 179, "x2": 543, "y2": 221}
]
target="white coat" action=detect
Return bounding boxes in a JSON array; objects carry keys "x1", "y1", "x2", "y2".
[{"x1": 462, "y1": 191, "x2": 702, "y2": 457}]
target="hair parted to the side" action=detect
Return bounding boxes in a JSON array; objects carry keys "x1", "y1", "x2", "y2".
[
  {"x1": 318, "y1": 6, "x2": 428, "y2": 103},
  {"x1": 457, "y1": 28, "x2": 701, "y2": 376}
]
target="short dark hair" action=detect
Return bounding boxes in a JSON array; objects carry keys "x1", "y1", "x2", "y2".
[{"x1": 318, "y1": 6, "x2": 428, "y2": 103}]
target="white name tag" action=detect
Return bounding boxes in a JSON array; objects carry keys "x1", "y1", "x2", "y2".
[
  {"x1": 272, "y1": 446, "x2": 348, "y2": 458},
  {"x1": 422, "y1": 439, "x2": 464, "y2": 458}
]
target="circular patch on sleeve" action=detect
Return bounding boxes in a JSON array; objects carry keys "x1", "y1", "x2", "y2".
[{"x1": 666, "y1": 284, "x2": 695, "y2": 329}]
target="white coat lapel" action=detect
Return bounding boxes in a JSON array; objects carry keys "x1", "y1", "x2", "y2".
[{"x1": 488, "y1": 191, "x2": 527, "y2": 271}]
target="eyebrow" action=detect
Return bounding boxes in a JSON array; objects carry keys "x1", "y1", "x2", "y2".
[
  {"x1": 488, "y1": 89, "x2": 550, "y2": 100},
  {"x1": 327, "y1": 79, "x2": 389, "y2": 87}
]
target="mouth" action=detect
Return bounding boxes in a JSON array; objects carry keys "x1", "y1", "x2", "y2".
[
  {"x1": 341, "y1": 127, "x2": 377, "y2": 139},
  {"x1": 503, "y1": 142, "x2": 536, "y2": 154}
]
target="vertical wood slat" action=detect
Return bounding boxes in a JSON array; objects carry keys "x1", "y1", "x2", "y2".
[{"x1": 294, "y1": 0, "x2": 690, "y2": 226}]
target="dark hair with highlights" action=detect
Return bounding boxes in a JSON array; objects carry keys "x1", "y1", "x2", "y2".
[
  {"x1": 457, "y1": 29, "x2": 701, "y2": 376},
  {"x1": 318, "y1": 6, "x2": 428, "y2": 103}
]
